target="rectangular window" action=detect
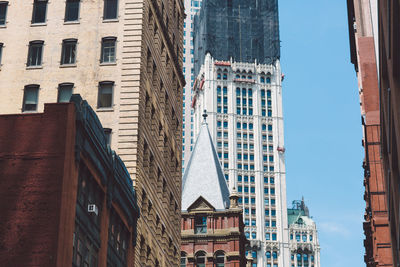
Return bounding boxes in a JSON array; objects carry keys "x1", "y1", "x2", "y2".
[
  {"x1": 61, "y1": 39, "x2": 77, "y2": 65},
  {"x1": 194, "y1": 216, "x2": 207, "y2": 234},
  {"x1": 27, "y1": 41, "x2": 43, "y2": 66},
  {"x1": 101, "y1": 37, "x2": 116, "y2": 63},
  {"x1": 0, "y1": 43, "x2": 3, "y2": 65},
  {"x1": 58, "y1": 83, "x2": 73, "y2": 102},
  {"x1": 23, "y1": 85, "x2": 39, "y2": 112},
  {"x1": 103, "y1": 0, "x2": 118, "y2": 20},
  {"x1": 32, "y1": 0, "x2": 48, "y2": 24},
  {"x1": 0, "y1": 2, "x2": 8, "y2": 25},
  {"x1": 98, "y1": 81, "x2": 114, "y2": 108},
  {"x1": 65, "y1": 0, "x2": 80, "y2": 22}
]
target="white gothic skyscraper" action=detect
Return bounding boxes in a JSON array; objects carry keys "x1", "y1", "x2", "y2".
[
  {"x1": 192, "y1": 54, "x2": 290, "y2": 266},
  {"x1": 185, "y1": 0, "x2": 320, "y2": 266}
]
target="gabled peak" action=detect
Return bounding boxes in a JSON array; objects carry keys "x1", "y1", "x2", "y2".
[
  {"x1": 182, "y1": 119, "x2": 230, "y2": 211},
  {"x1": 187, "y1": 196, "x2": 215, "y2": 212}
]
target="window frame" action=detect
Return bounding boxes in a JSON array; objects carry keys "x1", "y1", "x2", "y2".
[
  {"x1": 31, "y1": 0, "x2": 48, "y2": 24},
  {"x1": 61, "y1": 38, "x2": 78, "y2": 65},
  {"x1": 0, "y1": 1, "x2": 8, "y2": 26},
  {"x1": 64, "y1": 0, "x2": 80, "y2": 22},
  {"x1": 57, "y1": 82, "x2": 74, "y2": 103},
  {"x1": 101, "y1": 37, "x2": 117, "y2": 63},
  {"x1": 194, "y1": 216, "x2": 207, "y2": 234},
  {"x1": 97, "y1": 81, "x2": 114, "y2": 108},
  {"x1": 27, "y1": 40, "x2": 44, "y2": 67},
  {"x1": 0, "y1": 43, "x2": 3, "y2": 65},
  {"x1": 22, "y1": 84, "x2": 40, "y2": 112},
  {"x1": 103, "y1": 0, "x2": 118, "y2": 20}
]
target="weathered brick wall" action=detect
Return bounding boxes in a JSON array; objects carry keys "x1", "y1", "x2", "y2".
[{"x1": 0, "y1": 104, "x2": 71, "y2": 266}]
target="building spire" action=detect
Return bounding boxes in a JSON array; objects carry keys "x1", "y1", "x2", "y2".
[
  {"x1": 202, "y1": 109, "x2": 208, "y2": 123},
  {"x1": 181, "y1": 119, "x2": 230, "y2": 211}
]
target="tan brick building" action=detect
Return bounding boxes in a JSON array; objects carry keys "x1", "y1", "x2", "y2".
[{"x1": 0, "y1": 0, "x2": 184, "y2": 266}]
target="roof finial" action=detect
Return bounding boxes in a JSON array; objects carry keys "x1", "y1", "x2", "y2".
[{"x1": 202, "y1": 110, "x2": 208, "y2": 122}]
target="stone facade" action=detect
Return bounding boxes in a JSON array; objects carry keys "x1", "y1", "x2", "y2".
[
  {"x1": 192, "y1": 54, "x2": 289, "y2": 266},
  {"x1": 346, "y1": 0, "x2": 393, "y2": 265},
  {"x1": 0, "y1": 0, "x2": 185, "y2": 266},
  {"x1": 0, "y1": 96, "x2": 140, "y2": 267}
]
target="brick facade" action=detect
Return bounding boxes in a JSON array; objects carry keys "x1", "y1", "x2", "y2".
[{"x1": 0, "y1": 97, "x2": 139, "y2": 267}]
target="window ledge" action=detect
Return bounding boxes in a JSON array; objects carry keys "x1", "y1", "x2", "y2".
[
  {"x1": 26, "y1": 66, "x2": 43, "y2": 70},
  {"x1": 64, "y1": 21, "x2": 80, "y2": 25},
  {"x1": 31, "y1": 22, "x2": 47, "y2": 27},
  {"x1": 100, "y1": 62, "x2": 117, "y2": 66},
  {"x1": 102, "y1": 18, "x2": 119, "y2": 23},
  {"x1": 60, "y1": 64, "x2": 77, "y2": 68},
  {"x1": 96, "y1": 107, "x2": 114, "y2": 112},
  {"x1": 0, "y1": 24, "x2": 6, "y2": 28}
]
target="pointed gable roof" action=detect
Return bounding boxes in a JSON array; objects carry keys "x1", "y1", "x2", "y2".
[{"x1": 182, "y1": 120, "x2": 230, "y2": 211}]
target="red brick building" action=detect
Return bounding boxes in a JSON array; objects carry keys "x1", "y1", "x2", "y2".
[
  {"x1": 180, "y1": 118, "x2": 248, "y2": 267},
  {"x1": 0, "y1": 95, "x2": 140, "y2": 267},
  {"x1": 347, "y1": 1, "x2": 393, "y2": 266}
]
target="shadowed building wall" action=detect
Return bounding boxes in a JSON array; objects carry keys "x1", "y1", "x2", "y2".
[{"x1": 0, "y1": 96, "x2": 139, "y2": 267}]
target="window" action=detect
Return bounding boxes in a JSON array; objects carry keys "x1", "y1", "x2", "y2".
[
  {"x1": 215, "y1": 251, "x2": 225, "y2": 267},
  {"x1": 251, "y1": 232, "x2": 256, "y2": 239},
  {"x1": 61, "y1": 39, "x2": 77, "y2": 65},
  {"x1": 98, "y1": 81, "x2": 114, "y2": 108},
  {"x1": 108, "y1": 208, "x2": 129, "y2": 265},
  {"x1": 194, "y1": 216, "x2": 207, "y2": 234},
  {"x1": 101, "y1": 37, "x2": 116, "y2": 63},
  {"x1": 104, "y1": 128, "x2": 112, "y2": 146},
  {"x1": 104, "y1": 0, "x2": 118, "y2": 20},
  {"x1": 32, "y1": 0, "x2": 47, "y2": 24},
  {"x1": 0, "y1": 43, "x2": 3, "y2": 65},
  {"x1": 0, "y1": 2, "x2": 7, "y2": 25},
  {"x1": 22, "y1": 84, "x2": 39, "y2": 112},
  {"x1": 180, "y1": 252, "x2": 187, "y2": 267},
  {"x1": 58, "y1": 83, "x2": 73, "y2": 102},
  {"x1": 27, "y1": 41, "x2": 43, "y2": 66},
  {"x1": 272, "y1": 233, "x2": 277, "y2": 240},
  {"x1": 65, "y1": 0, "x2": 80, "y2": 21},
  {"x1": 195, "y1": 251, "x2": 206, "y2": 267}
]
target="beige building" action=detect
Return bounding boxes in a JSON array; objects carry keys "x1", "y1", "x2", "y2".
[{"x1": 0, "y1": 0, "x2": 184, "y2": 266}]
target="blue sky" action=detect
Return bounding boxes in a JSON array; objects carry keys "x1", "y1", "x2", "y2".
[{"x1": 279, "y1": 1, "x2": 365, "y2": 266}]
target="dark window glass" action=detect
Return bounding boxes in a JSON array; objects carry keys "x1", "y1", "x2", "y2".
[
  {"x1": 0, "y1": 43, "x2": 3, "y2": 64},
  {"x1": 107, "y1": 209, "x2": 129, "y2": 266},
  {"x1": 104, "y1": 128, "x2": 112, "y2": 146},
  {"x1": 57, "y1": 83, "x2": 73, "y2": 102},
  {"x1": 32, "y1": 0, "x2": 47, "y2": 24},
  {"x1": 101, "y1": 37, "x2": 116, "y2": 63},
  {"x1": 103, "y1": 0, "x2": 118, "y2": 20},
  {"x1": 61, "y1": 39, "x2": 77, "y2": 64},
  {"x1": 0, "y1": 2, "x2": 8, "y2": 25},
  {"x1": 195, "y1": 251, "x2": 206, "y2": 267},
  {"x1": 180, "y1": 252, "x2": 187, "y2": 267},
  {"x1": 215, "y1": 251, "x2": 225, "y2": 267},
  {"x1": 65, "y1": 0, "x2": 80, "y2": 22},
  {"x1": 194, "y1": 216, "x2": 207, "y2": 234},
  {"x1": 98, "y1": 81, "x2": 113, "y2": 108},
  {"x1": 23, "y1": 85, "x2": 39, "y2": 112},
  {"x1": 27, "y1": 41, "x2": 43, "y2": 66},
  {"x1": 72, "y1": 224, "x2": 99, "y2": 267}
]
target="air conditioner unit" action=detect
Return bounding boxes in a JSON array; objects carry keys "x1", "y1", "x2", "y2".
[{"x1": 88, "y1": 204, "x2": 98, "y2": 216}]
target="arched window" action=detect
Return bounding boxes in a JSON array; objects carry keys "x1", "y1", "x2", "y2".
[
  {"x1": 180, "y1": 252, "x2": 187, "y2": 267},
  {"x1": 260, "y1": 77, "x2": 265, "y2": 83},
  {"x1": 217, "y1": 73, "x2": 221, "y2": 79},
  {"x1": 223, "y1": 73, "x2": 227, "y2": 80},
  {"x1": 215, "y1": 251, "x2": 225, "y2": 267},
  {"x1": 266, "y1": 251, "x2": 271, "y2": 259},
  {"x1": 272, "y1": 251, "x2": 277, "y2": 259},
  {"x1": 195, "y1": 251, "x2": 206, "y2": 267},
  {"x1": 266, "y1": 76, "x2": 271, "y2": 84},
  {"x1": 297, "y1": 253, "x2": 302, "y2": 262}
]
